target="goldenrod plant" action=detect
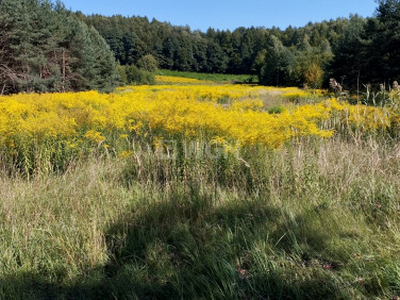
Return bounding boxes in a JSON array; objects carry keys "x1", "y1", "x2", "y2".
[{"x1": 1, "y1": 80, "x2": 400, "y2": 299}]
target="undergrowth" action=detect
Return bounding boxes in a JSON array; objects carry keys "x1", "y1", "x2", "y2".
[{"x1": 1, "y1": 136, "x2": 400, "y2": 299}]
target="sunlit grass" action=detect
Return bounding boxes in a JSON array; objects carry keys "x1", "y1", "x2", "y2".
[
  {"x1": 1, "y1": 136, "x2": 400, "y2": 299},
  {"x1": 1, "y1": 82, "x2": 400, "y2": 299}
]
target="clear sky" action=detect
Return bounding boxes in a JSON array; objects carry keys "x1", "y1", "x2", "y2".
[{"x1": 61, "y1": 0, "x2": 378, "y2": 32}]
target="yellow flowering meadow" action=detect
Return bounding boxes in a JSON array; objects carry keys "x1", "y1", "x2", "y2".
[
  {"x1": 0, "y1": 83, "x2": 396, "y2": 173},
  {"x1": 155, "y1": 75, "x2": 211, "y2": 85}
]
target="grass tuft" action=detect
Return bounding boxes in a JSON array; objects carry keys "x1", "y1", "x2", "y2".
[{"x1": 1, "y1": 136, "x2": 400, "y2": 299}]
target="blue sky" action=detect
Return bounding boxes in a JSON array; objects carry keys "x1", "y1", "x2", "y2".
[{"x1": 62, "y1": 0, "x2": 378, "y2": 32}]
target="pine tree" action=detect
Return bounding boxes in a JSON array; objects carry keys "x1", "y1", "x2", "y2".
[{"x1": 0, "y1": 0, "x2": 119, "y2": 94}]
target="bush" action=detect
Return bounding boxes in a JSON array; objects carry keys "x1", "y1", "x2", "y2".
[
  {"x1": 124, "y1": 65, "x2": 155, "y2": 85},
  {"x1": 137, "y1": 54, "x2": 158, "y2": 73},
  {"x1": 117, "y1": 65, "x2": 128, "y2": 85}
]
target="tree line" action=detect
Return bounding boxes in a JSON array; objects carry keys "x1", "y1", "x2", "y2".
[
  {"x1": 1, "y1": 0, "x2": 400, "y2": 94},
  {"x1": 79, "y1": 0, "x2": 400, "y2": 90},
  {"x1": 80, "y1": 12, "x2": 338, "y2": 87},
  {"x1": 0, "y1": 0, "x2": 119, "y2": 94}
]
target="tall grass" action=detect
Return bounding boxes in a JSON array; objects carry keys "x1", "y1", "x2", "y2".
[{"x1": 1, "y1": 134, "x2": 400, "y2": 299}]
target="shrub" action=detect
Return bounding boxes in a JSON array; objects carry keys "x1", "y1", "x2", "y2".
[
  {"x1": 137, "y1": 54, "x2": 158, "y2": 73},
  {"x1": 125, "y1": 65, "x2": 155, "y2": 85}
]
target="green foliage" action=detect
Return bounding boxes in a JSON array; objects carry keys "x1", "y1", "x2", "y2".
[
  {"x1": 373, "y1": 0, "x2": 400, "y2": 82},
  {"x1": 0, "y1": 0, "x2": 119, "y2": 94},
  {"x1": 117, "y1": 64, "x2": 128, "y2": 84},
  {"x1": 259, "y1": 35, "x2": 296, "y2": 86},
  {"x1": 137, "y1": 54, "x2": 158, "y2": 72},
  {"x1": 75, "y1": 3, "x2": 400, "y2": 90},
  {"x1": 80, "y1": 14, "x2": 343, "y2": 85},
  {"x1": 267, "y1": 105, "x2": 285, "y2": 114},
  {"x1": 253, "y1": 49, "x2": 267, "y2": 74},
  {"x1": 81, "y1": 11, "x2": 400, "y2": 90},
  {"x1": 330, "y1": 2, "x2": 400, "y2": 90},
  {"x1": 1, "y1": 137, "x2": 400, "y2": 299},
  {"x1": 158, "y1": 69, "x2": 256, "y2": 83},
  {"x1": 328, "y1": 15, "x2": 368, "y2": 89},
  {"x1": 124, "y1": 64, "x2": 155, "y2": 85}
]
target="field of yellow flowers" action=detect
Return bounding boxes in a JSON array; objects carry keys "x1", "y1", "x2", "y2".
[
  {"x1": 0, "y1": 76, "x2": 396, "y2": 174},
  {"x1": 2, "y1": 76, "x2": 400, "y2": 299}
]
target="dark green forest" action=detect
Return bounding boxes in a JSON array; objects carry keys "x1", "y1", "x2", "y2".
[
  {"x1": 1, "y1": 0, "x2": 400, "y2": 93},
  {"x1": 78, "y1": 0, "x2": 400, "y2": 89},
  {"x1": 0, "y1": 0, "x2": 119, "y2": 94}
]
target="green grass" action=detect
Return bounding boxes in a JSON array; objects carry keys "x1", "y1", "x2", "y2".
[
  {"x1": 157, "y1": 69, "x2": 258, "y2": 83},
  {"x1": 1, "y1": 136, "x2": 400, "y2": 299}
]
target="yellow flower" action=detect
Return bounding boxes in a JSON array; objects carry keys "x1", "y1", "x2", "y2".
[{"x1": 84, "y1": 130, "x2": 105, "y2": 144}]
